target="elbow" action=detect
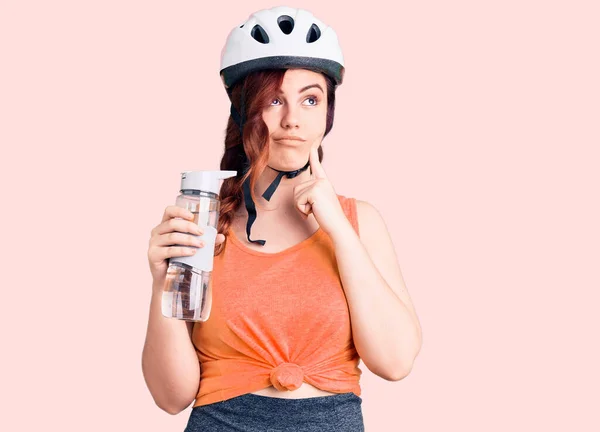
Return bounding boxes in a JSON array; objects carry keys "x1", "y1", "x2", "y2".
[
  {"x1": 369, "y1": 360, "x2": 413, "y2": 382},
  {"x1": 163, "y1": 405, "x2": 184, "y2": 416},
  {"x1": 157, "y1": 398, "x2": 192, "y2": 416},
  {"x1": 157, "y1": 402, "x2": 177, "y2": 416},
  {"x1": 386, "y1": 363, "x2": 413, "y2": 381},
  {"x1": 141, "y1": 358, "x2": 198, "y2": 415},
  {"x1": 387, "y1": 335, "x2": 422, "y2": 381},
  {"x1": 384, "y1": 352, "x2": 419, "y2": 381},
  {"x1": 363, "y1": 351, "x2": 416, "y2": 382},
  {"x1": 161, "y1": 392, "x2": 197, "y2": 414}
]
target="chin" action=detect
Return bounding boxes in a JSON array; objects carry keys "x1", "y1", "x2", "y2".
[
  {"x1": 268, "y1": 154, "x2": 307, "y2": 171},
  {"x1": 270, "y1": 143, "x2": 308, "y2": 163}
]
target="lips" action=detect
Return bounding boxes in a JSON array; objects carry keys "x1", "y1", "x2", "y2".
[{"x1": 275, "y1": 136, "x2": 305, "y2": 141}]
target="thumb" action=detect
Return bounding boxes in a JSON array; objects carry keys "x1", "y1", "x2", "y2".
[{"x1": 215, "y1": 233, "x2": 226, "y2": 245}]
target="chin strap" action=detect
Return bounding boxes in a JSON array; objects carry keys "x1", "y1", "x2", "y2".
[
  {"x1": 241, "y1": 159, "x2": 310, "y2": 246},
  {"x1": 229, "y1": 87, "x2": 311, "y2": 246}
]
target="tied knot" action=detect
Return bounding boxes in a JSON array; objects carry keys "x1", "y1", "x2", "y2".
[{"x1": 269, "y1": 362, "x2": 304, "y2": 391}]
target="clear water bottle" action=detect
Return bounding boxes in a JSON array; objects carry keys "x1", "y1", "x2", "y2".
[{"x1": 162, "y1": 170, "x2": 237, "y2": 322}]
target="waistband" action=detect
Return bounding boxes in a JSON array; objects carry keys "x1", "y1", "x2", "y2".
[{"x1": 187, "y1": 392, "x2": 364, "y2": 431}]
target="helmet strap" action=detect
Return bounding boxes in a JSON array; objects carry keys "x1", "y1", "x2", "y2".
[{"x1": 230, "y1": 85, "x2": 312, "y2": 246}]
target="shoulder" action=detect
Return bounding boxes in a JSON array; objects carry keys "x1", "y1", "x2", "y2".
[
  {"x1": 354, "y1": 199, "x2": 387, "y2": 240},
  {"x1": 354, "y1": 199, "x2": 381, "y2": 220},
  {"x1": 336, "y1": 195, "x2": 388, "y2": 242}
]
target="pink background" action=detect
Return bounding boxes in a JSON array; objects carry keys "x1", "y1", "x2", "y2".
[{"x1": 2, "y1": 0, "x2": 599, "y2": 430}]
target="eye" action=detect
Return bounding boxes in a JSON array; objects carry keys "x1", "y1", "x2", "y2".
[
  {"x1": 304, "y1": 96, "x2": 318, "y2": 106},
  {"x1": 270, "y1": 96, "x2": 320, "y2": 106}
]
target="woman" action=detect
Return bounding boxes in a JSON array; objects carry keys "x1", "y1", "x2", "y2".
[{"x1": 143, "y1": 6, "x2": 422, "y2": 432}]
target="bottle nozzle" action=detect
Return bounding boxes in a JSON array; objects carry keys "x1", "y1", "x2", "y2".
[{"x1": 180, "y1": 170, "x2": 238, "y2": 195}]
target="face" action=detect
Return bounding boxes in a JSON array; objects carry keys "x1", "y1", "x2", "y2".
[{"x1": 262, "y1": 68, "x2": 328, "y2": 169}]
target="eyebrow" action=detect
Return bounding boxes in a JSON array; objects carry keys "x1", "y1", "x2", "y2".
[{"x1": 278, "y1": 84, "x2": 324, "y2": 95}]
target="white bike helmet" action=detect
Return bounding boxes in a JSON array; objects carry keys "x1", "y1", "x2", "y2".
[
  {"x1": 219, "y1": 6, "x2": 345, "y2": 246},
  {"x1": 220, "y1": 6, "x2": 345, "y2": 92}
]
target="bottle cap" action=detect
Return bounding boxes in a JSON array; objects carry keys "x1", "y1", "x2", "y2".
[{"x1": 180, "y1": 170, "x2": 237, "y2": 195}]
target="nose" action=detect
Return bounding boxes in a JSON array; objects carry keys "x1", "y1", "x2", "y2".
[{"x1": 280, "y1": 104, "x2": 300, "y2": 129}]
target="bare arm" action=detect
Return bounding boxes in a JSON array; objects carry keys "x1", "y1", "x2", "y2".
[
  {"x1": 331, "y1": 200, "x2": 422, "y2": 380},
  {"x1": 141, "y1": 282, "x2": 200, "y2": 415}
]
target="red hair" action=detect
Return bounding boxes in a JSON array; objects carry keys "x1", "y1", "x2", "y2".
[{"x1": 214, "y1": 68, "x2": 338, "y2": 256}]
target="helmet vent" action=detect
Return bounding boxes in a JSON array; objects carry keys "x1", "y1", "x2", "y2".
[
  {"x1": 251, "y1": 24, "x2": 270, "y2": 43},
  {"x1": 306, "y1": 24, "x2": 321, "y2": 43},
  {"x1": 277, "y1": 15, "x2": 294, "y2": 34}
]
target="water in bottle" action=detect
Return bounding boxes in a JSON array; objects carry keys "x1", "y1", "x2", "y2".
[{"x1": 162, "y1": 170, "x2": 237, "y2": 322}]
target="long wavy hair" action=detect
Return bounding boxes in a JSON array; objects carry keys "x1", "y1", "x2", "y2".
[{"x1": 214, "y1": 68, "x2": 338, "y2": 256}]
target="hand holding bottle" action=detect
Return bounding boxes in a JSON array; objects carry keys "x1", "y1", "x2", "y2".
[{"x1": 148, "y1": 205, "x2": 226, "y2": 286}]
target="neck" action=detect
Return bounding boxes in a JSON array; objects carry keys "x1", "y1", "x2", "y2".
[{"x1": 253, "y1": 163, "x2": 313, "y2": 211}]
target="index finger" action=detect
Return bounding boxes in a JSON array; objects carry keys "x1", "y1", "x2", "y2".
[
  {"x1": 162, "y1": 205, "x2": 194, "y2": 223},
  {"x1": 309, "y1": 146, "x2": 327, "y2": 179}
]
